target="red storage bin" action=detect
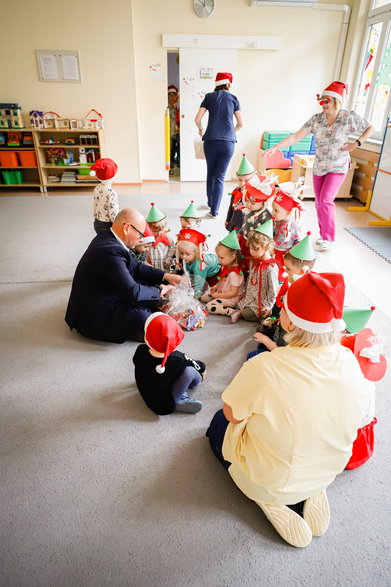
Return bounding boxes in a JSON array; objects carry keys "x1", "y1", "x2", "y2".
[
  {"x1": 0, "y1": 151, "x2": 19, "y2": 167},
  {"x1": 17, "y1": 150, "x2": 37, "y2": 166}
]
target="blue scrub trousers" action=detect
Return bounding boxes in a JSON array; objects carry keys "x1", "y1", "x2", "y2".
[{"x1": 203, "y1": 140, "x2": 235, "y2": 217}]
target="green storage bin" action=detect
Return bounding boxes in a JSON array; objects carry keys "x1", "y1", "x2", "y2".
[
  {"x1": 78, "y1": 163, "x2": 93, "y2": 175},
  {"x1": 1, "y1": 169, "x2": 23, "y2": 184},
  {"x1": 263, "y1": 131, "x2": 291, "y2": 141}
]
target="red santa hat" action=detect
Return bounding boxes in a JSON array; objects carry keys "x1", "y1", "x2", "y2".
[
  {"x1": 168, "y1": 84, "x2": 178, "y2": 94},
  {"x1": 318, "y1": 81, "x2": 348, "y2": 103},
  {"x1": 284, "y1": 271, "x2": 346, "y2": 333},
  {"x1": 177, "y1": 228, "x2": 208, "y2": 270},
  {"x1": 341, "y1": 328, "x2": 387, "y2": 382},
  {"x1": 274, "y1": 182, "x2": 304, "y2": 212},
  {"x1": 244, "y1": 174, "x2": 276, "y2": 202},
  {"x1": 215, "y1": 72, "x2": 233, "y2": 86},
  {"x1": 138, "y1": 224, "x2": 155, "y2": 246},
  {"x1": 90, "y1": 158, "x2": 118, "y2": 181},
  {"x1": 144, "y1": 312, "x2": 184, "y2": 374}
]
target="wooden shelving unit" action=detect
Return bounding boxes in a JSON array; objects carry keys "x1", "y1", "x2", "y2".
[
  {"x1": 0, "y1": 128, "x2": 104, "y2": 192},
  {"x1": 0, "y1": 129, "x2": 40, "y2": 189}
]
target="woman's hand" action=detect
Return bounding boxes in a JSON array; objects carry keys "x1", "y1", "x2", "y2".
[
  {"x1": 341, "y1": 141, "x2": 358, "y2": 153},
  {"x1": 198, "y1": 128, "x2": 204, "y2": 137},
  {"x1": 263, "y1": 147, "x2": 278, "y2": 158}
]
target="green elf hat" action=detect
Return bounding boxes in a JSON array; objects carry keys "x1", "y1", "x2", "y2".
[
  {"x1": 146, "y1": 202, "x2": 166, "y2": 223},
  {"x1": 342, "y1": 306, "x2": 376, "y2": 334},
  {"x1": 254, "y1": 219, "x2": 273, "y2": 239},
  {"x1": 289, "y1": 231, "x2": 316, "y2": 261},
  {"x1": 237, "y1": 153, "x2": 255, "y2": 176},
  {"x1": 181, "y1": 200, "x2": 202, "y2": 219},
  {"x1": 220, "y1": 230, "x2": 241, "y2": 250}
]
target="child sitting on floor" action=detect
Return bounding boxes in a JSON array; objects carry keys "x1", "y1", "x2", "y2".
[
  {"x1": 180, "y1": 201, "x2": 202, "y2": 230},
  {"x1": 146, "y1": 202, "x2": 176, "y2": 271},
  {"x1": 200, "y1": 230, "x2": 244, "y2": 316},
  {"x1": 176, "y1": 228, "x2": 220, "y2": 299},
  {"x1": 133, "y1": 312, "x2": 205, "y2": 415},
  {"x1": 231, "y1": 220, "x2": 279, "y2": 323},
  {"x1": 271, "y1": 181, "x2": 304, "y2": 280},
  {"x1": 225, "y1": 154, "x2": 255, "y2": 233},
  {"x1": 129, "y1": 225, "x2": 155, "y2": 264},
  {"x1": 247, "y1": 232, "x2": 316, "y2": 359}
]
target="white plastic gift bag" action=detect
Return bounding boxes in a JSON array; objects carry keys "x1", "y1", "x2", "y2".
[{"x1": 194, "y1": 137, "x2": 205, "y2": 160}]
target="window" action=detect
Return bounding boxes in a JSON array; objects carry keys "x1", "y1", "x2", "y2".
[{"x1": 353, "y1": 1, "x2": 391, "y2": 138}]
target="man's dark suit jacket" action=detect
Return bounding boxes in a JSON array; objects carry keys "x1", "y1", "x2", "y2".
[{"x1": 65, "y1": 230, "x2": 165, "y2": 343}]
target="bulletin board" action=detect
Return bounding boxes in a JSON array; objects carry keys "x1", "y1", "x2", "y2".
[{"x1": 36, "y1": 50, "x2": 81, "y2": 83}]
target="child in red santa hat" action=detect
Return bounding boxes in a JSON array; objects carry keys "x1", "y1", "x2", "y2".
[
  {"x1": 133, "y1": 312, "x2": 205, "y2": 415},
  {"x1": 90, "y1": 158, "x2": 119, "y2": 233},
  {"x1": 129, "y1": 224, "x2": 155, "y2": 265},
  {"x1": 341, "y1": 327, "x2": 388, "y2": 469},
  {"x1": 176, "y1": 227, "x2": 220, "y2": 298},
  {"x1": 271, "y1": 180, "x2": 304, "y2": 280}
]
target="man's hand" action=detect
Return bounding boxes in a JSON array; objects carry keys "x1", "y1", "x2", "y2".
[
  {"x1": 160, "y1": 284, "x2": 174, "y2": 298},
  {"x1": 163, "y1": 273, "x2": 182, "y2": 286}
]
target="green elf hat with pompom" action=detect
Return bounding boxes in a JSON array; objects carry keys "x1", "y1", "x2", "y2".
[
  {"x1": 146, "y1": 202, "x2": 166, "y2": 223},
  {"x1": 220, "y1": 230, "x2": 241, "y2": 250},
  {"x1": 289, "y1": 231, "x2": 316, "y2": 261},
  {"x1": 181, "y1": 200, "x2": 202, "y2": 219},
  {"x1": 254, "y1": 219, "x2": 274, "y2": 239},
  {"x1": 342, "y1": 306, "x2": 376, "y2": 334},
  {"x1": 237, "y1": 153, "x2": 255, "y2": 176}
]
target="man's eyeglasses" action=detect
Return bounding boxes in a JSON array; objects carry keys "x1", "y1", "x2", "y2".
[{"x1": 123, "y1": 222, "x2": 145, "y2": 239}]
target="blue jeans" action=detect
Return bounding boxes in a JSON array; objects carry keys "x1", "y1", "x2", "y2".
[
  {"x1": 203, "y1": 140, "x2": 235, "y2": 216},
  {"x1": 246, "y1": 344, "x2": 268, "y2": 361}
]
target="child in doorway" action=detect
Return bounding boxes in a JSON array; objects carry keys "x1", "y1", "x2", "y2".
[
  {"x1": 247, "y1": 231, "x2": 316, "y2": 359},
  {"x1": 176, "y1": 228, "x2": 220, "y2": 299},
  {"x1": 200, "y1": 230, "x2": 244, "y2": 316},
  {"x1": 225, "y1": 154, "x2": 255, "y2": 233},
  {"x1": 129, "y1": 224, "x2": 155, "y2": 265},
  {"x1": 340, "y1": 327, "x2": 387, "y2": 469},
  {"x1": 238, "y1": 174, "x2": 276, "y2": 273},
  {"x1": 179, "y1": 200, "x2": 202, "y2": 230},
  {"x1": 133, "y1": 312, "x2": 205, "y2": 415},
  {"x1": 272, "y1": 181, "x2": 304, "y2": 280},
  {"x1": 146, "y1": 202, "x2": 176, "y2": 271},
  {"x1": 90, "y1": 158, "x2": 119, "y2": 233},
  {"x1": 230, "y1": 220, "x2": 279, "y2": 323}
]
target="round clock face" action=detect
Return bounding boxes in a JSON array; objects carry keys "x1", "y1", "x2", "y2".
[{"x1": 193, "y1": 0, "x2": 214, "y2": 18}]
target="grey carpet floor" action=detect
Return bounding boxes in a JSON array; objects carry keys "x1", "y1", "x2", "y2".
[
  {"x1": 345, "y1": 226, "x2": 391, "y2": 264},
  {"x1": 1, "y1": 194, "x2": 391, "y2": 587}
]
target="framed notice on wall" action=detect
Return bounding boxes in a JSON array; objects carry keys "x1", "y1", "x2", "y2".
[{"x1": 36, "y1": 50, "x2": 81, "y2": 82}]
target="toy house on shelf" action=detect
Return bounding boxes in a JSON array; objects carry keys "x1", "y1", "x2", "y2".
[
  {"x1": 0, "y1": 103, "x2": 24, "y2": 129},
  {"x1": 29, "y1": 111, "x2": 44, "y2": 129}
]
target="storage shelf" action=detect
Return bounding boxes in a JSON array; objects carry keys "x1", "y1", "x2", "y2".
[
  {"x1": 0, "y1": 166, "x2": 38, "y2": 169},
  {"x1": 0, "y1": 183, "x2": 40, "y2": 187},
  {"x1": 38, "y1": 144, "x2": 100, "y2": 148},
  {"x1": 0, "y1": 147, "x2": 34, "y2": 150},
  {"x1": 45, "y1": 181, "x2": 98, "y2": 186},
  {"x1": 32, "y1": 129, "x2": 102, "y2": 133},
  {"x1": 42, "y1": 164, "x2": 95, "y2": 169}
]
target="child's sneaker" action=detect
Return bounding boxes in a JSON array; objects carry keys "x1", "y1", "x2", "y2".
[
  {"x1": 314, "y1": 240, "x2": 333, "y2": 252},
  {"x1": 175, "y1": 395, "x2": 203, "y2": 413},
  {"x1": 315, "y1": 237, "x2": 324, "y2": 245}
]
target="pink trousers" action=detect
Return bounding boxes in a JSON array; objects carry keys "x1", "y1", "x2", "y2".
[{"x1": 313, "y1": 172, "x2": 346, "y2": 242}]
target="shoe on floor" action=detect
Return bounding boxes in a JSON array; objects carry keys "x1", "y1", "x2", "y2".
[
  {"x1": 206, "y1": 212, "x2": 218, "y2": 219},
  {"x1": 256, "y1": 501, "x2": 313, "y2": 548},
  {"x1": 175, "y1": 395, "x2": 203, "y2": 414},
  {"x1": 314, "y1": 240, "x2": 333, "y2": 252},
  {"x1": 230, "y1": 310, "x2": 242, "y2": 324},
  {"x1": 303, "y1": 489, "x2": 330, "y2": 537},
  {"x1": 315, "y1": 237, "x2": 324, "y2": 245}
]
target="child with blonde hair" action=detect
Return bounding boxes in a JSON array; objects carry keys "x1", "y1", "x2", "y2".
[
  {"x1": 200, "y1": 230, "x2": 244, "y2": 316},
  {"x1": 176, "y1": 228, "x2": 220, "y2": 298},
  {"x1": 230, "y1": 220, "x2": 279, "y2": 323},
  {"x1": 146, "y1": 202, "x2": 176, "y2": 271},
  {"x1": 179, "y1": 201, "x2": 202, "y2": 230}
]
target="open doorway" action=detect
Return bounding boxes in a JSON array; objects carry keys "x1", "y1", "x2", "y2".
[{"x1": 167, "y1": 51, "x2": 180, "y2": 181}]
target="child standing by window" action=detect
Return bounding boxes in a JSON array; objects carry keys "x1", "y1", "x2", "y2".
[
  {"x1": 225, "y1": 154, "x2": 255, "y2": 233},
  {"x1": 146, "y1": 202, "x2": 176, "y2": 271},
  {"x1": 179, "y1": 200, "x2": 202, "y2": 230},
  {"x1": 200, "y1": 230, "x2": 244, "y2": 316},
  {"x1": 231, "y1": 220, "x2": 279, "y2": 323},
  {"x1": 271, "y1": 181, "x2": 304, "y2": 280},
  {"x1": 176, "y1": 228, "x2": 220, "y2": 299}
]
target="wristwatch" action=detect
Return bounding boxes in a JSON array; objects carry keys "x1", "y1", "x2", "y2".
[{"x1": 356, "y1": 139, "x2": 362, "y2": 147}]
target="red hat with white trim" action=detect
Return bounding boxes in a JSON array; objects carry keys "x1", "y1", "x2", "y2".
[
  {"x1": 320, "y1": 81, "x2": 348, "y2": 102},
  {"x1": 274, "y1": 181, "x2": 304, "y2": 212},
  {"x1": 245, "y1": 174, "x2": 276, "y2": 202},
  {"x1": 177, "y1": 227, "x2": 207, "y2": 248},
  {"x1": 144, "y1": 312, "x2": 184, "y2": 374},
  {"x1": 138, "y1": 224, "x2": 155, "y2": 246},
  {"x1": 90, "y1": 158, "x2": 117, "y2": 180},
  {"x1": 341, "y1": 328, "x2": 387, "y2": 382},
  {"x1": 168, "y1": 84, "x2": 178, "y2": 94},
  {"x1": 284, "y1": 271, "x2": 346, "y2": 333},
  {"x1": 215, "y1": 72, "x2": 233, "y2": 86}
]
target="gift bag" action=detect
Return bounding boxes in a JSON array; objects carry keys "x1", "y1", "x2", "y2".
[
  {"x1": 164, "y1": 278, "x2": 208, "y2": 331},
  {"x1": 194, "y1": 137, "x2": 205, "y2": 160}
]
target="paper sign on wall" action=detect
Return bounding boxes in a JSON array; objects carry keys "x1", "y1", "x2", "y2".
[{"x1": 36, "y1": 50, "x2": 81, "y2": 82}]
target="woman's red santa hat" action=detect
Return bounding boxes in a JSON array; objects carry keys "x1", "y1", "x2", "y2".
[
  {"x1": 318, "y1": 81, "x2": 348, "y2": 103},
  {"x1": 215, "y1": 72, "x2": 233, "y2": 86},
  {"x1": 244, "y1": 174, "x2": 277, "y2": 202},
  {"x1": 284, "y1": 271, "x2": 346, "y2": 333},
  {"x1": 144, "y1": 312, "x2": 184, "y2": 374},
  {"x1": 90, "y1": 158, "x2": 117, "y2": 180}
]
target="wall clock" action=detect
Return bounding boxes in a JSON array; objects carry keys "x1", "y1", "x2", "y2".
[{"x1": 193, "y1": 0, "x2": 214, "y2": 18}]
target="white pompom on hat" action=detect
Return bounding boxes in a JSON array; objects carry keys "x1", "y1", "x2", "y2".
[
  {"x1": 144, "y1": 312, "x2": 185, "y2": 374},
  {"x1": 284, "y1": 271, "x2": 346, "y2": 334}
]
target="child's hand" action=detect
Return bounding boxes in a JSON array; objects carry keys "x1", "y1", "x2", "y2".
[
  {"x1": 209, "y1": 284, "x2": 218, "y2": 294},
  {"x1": 253, "y1": 332, "x2": 269, "y2": 344},
  {"x1": 261, "y1": 307, "x2": 272, "y2": 317}
]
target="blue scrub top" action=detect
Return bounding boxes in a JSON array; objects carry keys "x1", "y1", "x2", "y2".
[{"x1": 200, "y1": 91, "x2": 240, "y2": 142}]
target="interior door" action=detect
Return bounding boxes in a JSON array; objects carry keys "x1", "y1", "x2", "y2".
[{"x1": 179, "y1": 48, "x2": 238, "y2": 181}]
